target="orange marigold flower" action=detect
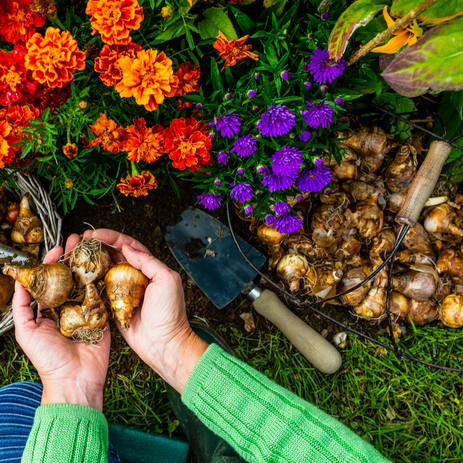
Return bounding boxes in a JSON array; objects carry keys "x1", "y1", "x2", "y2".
[
  {"x1": 89, "y1": 113, "x2": 128, "y2": 153},
  {"x1": 29, "y1": 0, "x2": 57, "y2": 16},
  {"x1": 164, "y1": 118, "x2": 212, "y2": 172},
  {"x1": 161, "y1": 6, "x2": 172, "y2": 18},
  {"x1": 213, "y1": 31, "x2": 259, "y2": 71},
  {"x1": 0, "y1": 120, "x2": 20, "y2": 168},
  {"x1": 124, "y1": 118, "x2": 164, "y2": 163},
  {"x1": 117, "y1": 170, "x2": 157, "y2": 197},
  {"x1": 0, "y1": 103, "x2": 40, "y2": 152},
  {"x1": 115, "y1": 49, "x2": 179, "y2": 112},
  {"x1": 0, "y1": 0, "x2": 46, "y2": 45},
  {"x1": 174, "y1": 61, "x2": 200, "y2": 109},
  {"x1": 25, "y1": 27, "x2": 86, "y2": 89},
  {"x1": 63, "y1": 143, "x2": 78, "y2": 159},
  {"x1": 86, "y1": 0, "x2": 144, "y2": 46},
  {"x1": 94, "y1": 43, "x2": 142, "y2": 87},
  {"x1": 0, "y1": 44, "x2": 38, "y2": 106}
]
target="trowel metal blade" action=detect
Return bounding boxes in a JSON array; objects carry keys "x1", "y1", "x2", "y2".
[{"x1": 165, "y1": 208, "x2": 266, "y2": 309}]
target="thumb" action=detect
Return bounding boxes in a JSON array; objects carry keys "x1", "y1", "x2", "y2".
[
  {"x1": 12, "y1": 281, "x2": 36, "y2": 334},
  {"x1": 122, "y1": 244, "x2": 171, "y2": 281}
]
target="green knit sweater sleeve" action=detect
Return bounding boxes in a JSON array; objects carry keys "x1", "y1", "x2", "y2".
[
  {"x1": 21, "y1": 404, "x2": 109, "y2": 463},
  {"x1": 183, "y1": 343, "x2": 391, "y2": 463}
]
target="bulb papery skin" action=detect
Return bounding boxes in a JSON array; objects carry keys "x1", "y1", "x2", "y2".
[
  {"x1": 389, "y1": 291, "x2": 411, "y2": 320},
  {"x1": 439, "y1": 294, "x2": 463, "y2": 328},
  {"x1": 424, "y1": 204, "x2": 463, "y2": 237},
  {"x1": 339, "y1": 268, "x2": 370, "y2": 306},
  {"x1": 105, "y1": 262, "x2": 148, "y2": 330},
  {"x1": 70, "y1": 238, "x2": 111, "y2": 289},
  {"x1": 257, "y1": 223, "x2": 286, "y2": 247},
  {"x1": 407, "y1": 299, "x2": 437, "y2": 326},
  {"x1": 276, "y1": 254, "x2": 308, "y2": 293},
  {"x1": 0, "y1": 274, "x2": 14, "y2": 306},
  {"x1": 5, "y1": 202, "x2": 20, "y2": 225},
  {"x1": 391, "y1": 270, "x2": 437, "y2": 302},
  {"x1": 3, "y1": 263, "x2": 73, "y2": 308},
  {"x1": 59, "y1": 282, "x2": 109, "y2": 341},
  {"x1": 11, "y1": 194, "x2": 44, "y2": 244}
]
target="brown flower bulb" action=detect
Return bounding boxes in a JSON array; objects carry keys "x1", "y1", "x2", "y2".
[
  {"x1": 424, "y1": 204, "x2": 463, "y2": 237},
  {"x1": 276, "y1": 254, "x2": 308, "y2": 294},
  {"x1": 389, "y1": 291, "x2": 411, "y2": 320},
  {"x1": 439, "y1": 295, "x2": 463, "y2": 328},
  {"x1": 391, "y1": 267, "x2": 437, "y2": 302},
  {"x1": 353, "y1": 194, "x2": 384, "y2": 239},
  {"x1": 408, "y1": 299, "x2": 437, "y2": 326},
  {"x1": 370, "y1": 229, "x2": 395, "y2": 257},
  {"x1": 105, "y1": 261, "x2": 148, "y2": 330},
  {"x1": 5, "y1": 202, "x2": 20, "y2": 224},
  {"x1": 3, "y1": 263, "x2": 73, "y2": 308},
  {"x1": 385, "y1": 144, "x2": 417, "y2": 194},
  {"x1": 11, "y1": 194, "x2": 44, "y2": 244},
  {"x1": 0, "y1": 274, "x2": 14, "y2": 306},
  {"x1": 339, "y1": 267, "x2": 370, "y2": 306}
]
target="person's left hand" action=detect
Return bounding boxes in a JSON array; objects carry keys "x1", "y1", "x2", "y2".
[{"x1": 12, "y1": 234, "x2": 110, "y2": 412}]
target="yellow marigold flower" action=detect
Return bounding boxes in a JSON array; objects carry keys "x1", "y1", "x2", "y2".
[
  {"x1": 86, "y1": 0, "x2": 144, "y2": 45},
  {"x1": 213, "y1": 31, "x2": 259, "y2": 71},
  {"x1": 115, "y1": 49, "x2": 179, "y2": 111},
  {"x1": 24, "y1": 27, "x2": 86, "y2": 88}
]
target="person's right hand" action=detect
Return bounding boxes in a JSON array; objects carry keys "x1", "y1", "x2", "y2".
[{"x1": 83, "y1": 229, "x2": 209, "y2": 393}]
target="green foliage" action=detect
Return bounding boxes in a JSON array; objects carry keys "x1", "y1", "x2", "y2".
[
  {"x1": 198, "y1": 8, "x2": 238, "y2": 40},
  {"x1": 391, "y1": 0, "x2": 463, "y2": 21}
]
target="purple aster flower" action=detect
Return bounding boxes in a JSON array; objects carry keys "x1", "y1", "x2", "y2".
[
  {"x1": 244, "y1": 205, "x2": 253, "y2": 215},
  {"x1": 225, "y1": 93, "x2": 231, "y2": 100},
  {"x1": 281, "y1": 71, "x2": 291, "y2": 81},
  {"x1": 274, "y1": 213, "x2": 303, "y2": 234},
  {"x1": 261, "y1": 169, "x2": 296, "y2": 192},
  {"x1": 214, "y1": 179, "x2": 221, "y2": 186},
  {"x1": 198, "y1": 193, "x2": 222, "y2": 211},
  {"x1": 230, "y1": 183, "x2": 254, "y2": 202},
  {"x1": 209, "y1": 113, "x2": 242, "y2": 139},
  {"x1": 218, "y1": 151, "x2": 229, "y2": 165},
  {"x1": 256, "y1": 165, "x2": 265, "y2": 173},
  {"x1": 296, "y1": 194, "x2": 304, "y2": 202},
  {"x1": 247, "y1": 90, "x2": 257, "y2": 98},
  {"x1": 231, "y1": 135, "x2": 258, "y2": 158},
  {"x1": 321, "y1": 11, "x2": 330, "y2": 20},
  {"x1": 252, "y1": 106, "x2": 259, "y2": 111},
  {"x1": 271, "y1": 146, "x2": 302, "y2": 177},
  {"x1": 196, "y1": 103, "x2": 202, "y2": 110},
  {"x1": 335, "y1": 97, "x2": 345, "y2": 106},
  {"x1": 304, "y1": 82, "x2": 312, "y2": 90},
  {"x1": 257, "y1": 105, "x2": 296, "y2": 138},
  {"x1": 299, "y1": 131, "x2": 312, "y2": 143},
  {"x1": 254, "y1": 73, "x2": 260, "y2": 80},
  {"x1": 301, "y1": 101, "x2": 335, "y2": 129},
  {"x1": 237, "y1": 167, "x2": 244, "y2": 176},
  {"x1": 306, "y1": 49, "x2": 346, "y2": 84},
  {"x1": 297, "y1": 165, "x2": 332, "y2": 193},
  {"x1": 321, "y1": 85, "x2": 328, "y2": 92},
  {"x1": 265, "y1": 214, "x2": 275, "y2": 226},
  {"x1": 274, "y1": 201, "x2": 290, "y2": 216}
]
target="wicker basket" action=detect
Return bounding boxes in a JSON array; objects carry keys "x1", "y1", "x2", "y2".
[{"x1": 0, "y1": 171, "x2": 62, "y2": 337}]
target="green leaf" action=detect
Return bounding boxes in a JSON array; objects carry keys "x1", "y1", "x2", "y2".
[
  {"x1": 328, "y1": 0, "x2": 387, "y2": 61},
  {"x1": 382, "y1": 19, "x2": 463, "y2": 92},
  {"x1": 198, "y1": 8, "x2": 238, "y2": 40},
  {"x1": 153, "y1": 22, "x2": 187, "y2": 43},
  {"x1": 263, "y1": 0, "x2": 288, "y2": 16},
  {"x1": 229, "y1": 5, "x2": 255, "y2": 35},
  {"x1": 210, "y1": 57, "x2": 224, "y2": 96},
  {"x1": 391, "y1": 0, "x2": 463, "y2": 21}
]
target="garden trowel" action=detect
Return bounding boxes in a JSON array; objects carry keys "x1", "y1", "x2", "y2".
[{"x1": 165, "y1": 207, "x2": 342, "y2": 374}]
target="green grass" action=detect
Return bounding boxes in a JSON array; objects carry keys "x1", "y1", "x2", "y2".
[{"x1": 1, "y1": 320, "x2": 463, "y2": 462}]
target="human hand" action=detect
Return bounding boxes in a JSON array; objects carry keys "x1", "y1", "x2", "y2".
[
  {"x1": 83, "y1": 229, "x2": 208, "y2": 393},
  {"x1": 12, "y1": 234, "x2": 111, "y2": 412}
]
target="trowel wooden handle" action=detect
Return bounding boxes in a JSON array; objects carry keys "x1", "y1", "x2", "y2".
[
  {"x1": 396, "y1": 140, "x2": 453, "y2": 228},
  {"x1": 252, "y1": 289, "x2": 342, "y2": 374}
]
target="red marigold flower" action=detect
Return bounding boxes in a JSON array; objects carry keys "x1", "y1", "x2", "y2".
[
  {"x1": 0, "y1": 44, "x2": 37, "y2": 106},
  {"x1": 213, "y1": 31, "x2": 259, "y2": 71},
  {"x1": 63, "y1": 143, "x2": 78, "y2": 159},
  {"x1": 0, "y1": 0, "x2": 46, "y2": 45},
  {"x1": 89, "y1": 113, "x2": 128, "y2": 154},
  {"x1": 94, "y1": 43, "x2": 142, "y2": 87},
  {"x1": 115, "y1": 49, "x2": 179, "y2": 112},
  {"x1": 0, "y1": 120, "x2": 20, "y2": 168},
  {"x1": 86, "y1": 0, "x2": 144, "y2": 46},
  {"x1": 25, "y1": 27, "x2": 86, "y2": 89},
  {"x1": 174, "y1": 61, "x2": 200, "y2": 109},
  {"x1": 164, "y1": 118, "x2": 213, "y2": 172},
  {"x1": 124, "y1": 118, "x2": 164, "y2": 163},
  {"x1": 117, "y1": 170, "x2": 157, "y2": 197}
]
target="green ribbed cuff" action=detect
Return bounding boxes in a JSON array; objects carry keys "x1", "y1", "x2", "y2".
[{"x1": 22, "y1": 404, "x2": 109, "y2": 463}]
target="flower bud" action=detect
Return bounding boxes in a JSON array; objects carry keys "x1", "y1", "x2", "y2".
[
  {"x1": 289, "y1": 133, "x2": 295, "y2": 139},
  {"x1": 247, "y1": 90, "x2": 257, "y2": 98},
  {"x1": 244, "y1": 205, "x2": 253, "y2": 215},
  {"x1": 256, "y1": 165, "x2": 265, "y2": 173},
  {"x1": 254, "y1": 73, "x2": 260, "y2": 80},
  {"x1": 65, "y1": 178, "x2": 74, "y2": 189},
  {"x1": 63, "y1": 143, "x2": 78, "y2": 159},
  {"x1": 214, "y1": 179, "x2": 221, "y2": 186},
  {"x1": 308, "y1": 33, "x2": 314, "y2": 39},
  {"x1": 296, "y1": 195, "x2": 303, "y2": 202},
  {"x1": 321, "y1": 85, "x2": 328, "y2": 92},
  {"x1": 321, "y1": 11, "x2": 330, "y2": 20},
  {"x1": 225, "y1": 93, "x2": 231, "y2": 100},
  {"x1": 237, "y1": 168, "x2": 244, "y2": 176},
  {"x1": 335, "y1": 97, "x2": 345, "y2": 107},
  {"x1": 209, "y1": 132, "x2": 215, "y2": 139},
  {"x1": 78, "y1": 100, "x2": 88, "y2": 110},
  {"x1": 324, "y1": 188, "x2": 332, "y2": 196},
  {"x1": 196, "y1": 103, "x2": 202, "y2": 110},
  {"x1": 283, "y1": 29, "x2": 288, "y2": 34},
  {"x1": 161, "y1": 6, "x2": 173, "y2": 18},
  {"x1": 304, "y1": 82, "x2": 311, "y2": 90},
  {"x1": 281, "y1": 70, "x2": 290, "y2": 81},
  {"x1": 252, "y1": 106, "x2": 259, "y2": 112}
]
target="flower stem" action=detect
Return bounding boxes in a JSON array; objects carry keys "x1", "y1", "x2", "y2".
[
  {"x1": 130, "y1": 161, "x2": 140, "y2": 177},
  {"x1": 47, "y1": 13, "x2": 66, "y2": 31},
  {"x1": 346, "y1": 0, "x2": 440, "y2": 67}
]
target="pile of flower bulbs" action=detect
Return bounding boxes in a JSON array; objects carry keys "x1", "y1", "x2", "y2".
[
  {"x1": 0, "y1": 186, "x2": 44, "y2": 313},
  {"x1": 2, "y1": 230, "x2": 148, "y2": 342},
  {"x1": 256, "y1": 125, "x2": 463, "y2": 331}
]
